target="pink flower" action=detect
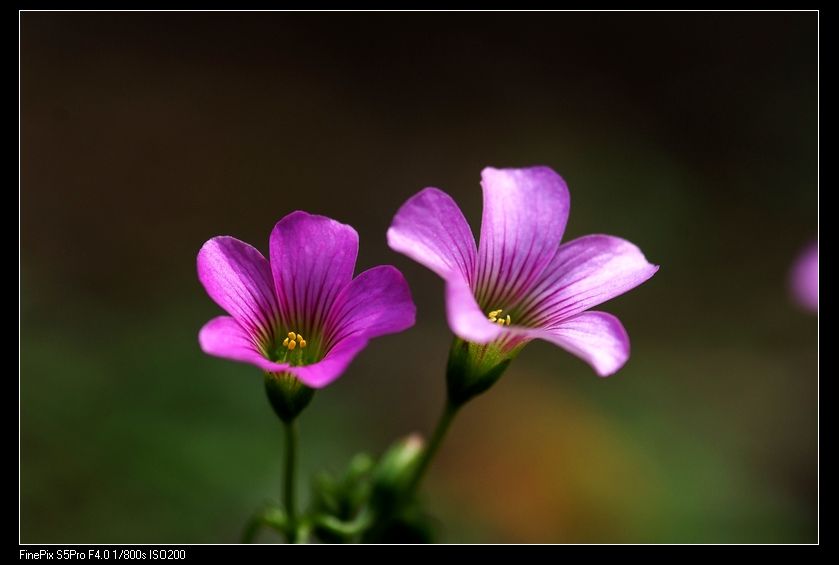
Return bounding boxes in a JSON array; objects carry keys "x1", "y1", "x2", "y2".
[
  {"x1": 789, "y1": 239, "x2": 818, "y2": 312},
  {"x1": 388, "y1": 166, "x2": 658, "y2": 377},
  {"x1": 198, "y1": 211, "x2": 416, "y2": 388}
]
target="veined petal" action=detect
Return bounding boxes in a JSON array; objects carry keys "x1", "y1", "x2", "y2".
[
  {"x1": 387, "y1": 188, "x2": 477, "y2": 283},
  {"x1": 526, "y1": 311, "x2": 630, "y2": 377},
  {"x1": 287, "y1": 336, "x2": 369, "y2": 389},
  {"x1": 516, "y1": 235, "x2": 659, "y2": 327},
  {"x1": 197, "y1": 236, "x2": 280, "y2": 344},
  {"x1": 270, "y1": 211, "x2": 358, "y2": 339},
  {"x1": 199, "y1": 316, "x2": 291, "y2": 373},
  {"x1": 476, "y1": 166, "x2": 570, "y2": 308},
  {"x1": 387, "y1": 189, "x2": 491, "y2": 341},
  {"x1": 323, "y1": 265, "x2": 416, "y2": 351},
  {"x1": 446, "y1": 274, "x2": 504, "y2": 344}
]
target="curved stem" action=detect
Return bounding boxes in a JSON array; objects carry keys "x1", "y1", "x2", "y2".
[
  {"x1": 406, "y1": 399, "x2": 460, "y2": 498},
  {"x1": 315, "y1": 508, "x2": 374, "y2": 539},
  {"x1": 283, "y1": 419, "x2": 299, "y2": 542}
]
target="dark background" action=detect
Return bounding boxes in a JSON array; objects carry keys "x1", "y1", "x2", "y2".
[{"x1": 21, "y1": 11, "x2": 818, "y2": 543}]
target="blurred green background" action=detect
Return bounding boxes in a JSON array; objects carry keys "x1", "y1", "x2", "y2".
[{"x1": 20, "y1": 12, "x2": 817, "y2": 543}]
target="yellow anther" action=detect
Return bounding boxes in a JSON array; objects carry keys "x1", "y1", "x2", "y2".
[
  {"x1": 488, "y1": 309, "x2": 510, "y2": 325},
  {"x1": 283, "y1": 331, "x2": 307, "y2": 350}
]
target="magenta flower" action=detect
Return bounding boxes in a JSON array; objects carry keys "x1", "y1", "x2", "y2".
[
  {"x1": 789, "y1": 239, "x2": 818, "y2": 312},
  {"x1": 198, "y1": 211, "x2": 416, "y2": 388},
  {"x1": 388, "y1": 166, "x2": 658, "y2": 377}
]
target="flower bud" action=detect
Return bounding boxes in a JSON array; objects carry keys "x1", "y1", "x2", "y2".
[{"x1": 370, "y1": 434, "x2": 425, "y2": 512}]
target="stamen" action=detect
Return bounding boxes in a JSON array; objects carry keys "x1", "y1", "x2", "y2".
[
  {"x1": 486, "y1": 309, "x2": 512, "y2": 326},
  {"x1": 282, "y1": 331, "x2": 307, "y2": 351}
]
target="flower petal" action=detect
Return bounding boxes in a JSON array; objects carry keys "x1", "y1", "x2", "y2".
[
  {"x1": 516, "y1": 234, "x2": 659, "y2": 327},
  {"x1": 387, "y1": 187, "x2": 477, "y2": 283},
  {"x1": 445, "y1": 275, "x2": 504, "y2": 343},
  {"x1": 287, "y1": 336, "x2": 369, "y2": 389},
  {"x1": 197, "y1": 236, "x2": 280, "y2": 343},
  {"x1": 295, "y1": 265, "x2": 417, "y2": 389},
  {"x1": 388, "y1": 188, "x2": 499, "y2": 342},
  {"x1": 270, "y1": 211, "x2": 358, "y2": 339},
  {"x1": 476, "y1": 166, "x2": 570, "y2": 308},
  {"x1": 789, "y1": 239, "x2": 818, "y2": 312},
  {"x1": 526, "y1": 311, "x2": 630, "y2": 377},
  {"x1": 199, "y1": 316, "x2": 291, "y2": 373},
  {"x1": 323, "y1": 265, "x2": 416, "y2": 352}
]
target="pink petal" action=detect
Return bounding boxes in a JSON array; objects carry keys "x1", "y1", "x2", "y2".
[
  {"x1": 475, "y1": 166, "x2": 570, "y2": 309},
  {"x1": 292, "y1": 265, "x2": 417, "y2": 389},
  {"x1": 789, "y1": 239, "x2": 818, "y2": 312},
  {"x1": 516, "y1": 234, "x2": 659, "y2": 327},
  {"x1": 197, "y1": 236, "x2": 280, "y2": 344},
  {"x1": 526, "y1": 311, "x2": 630, "y2": 377},
  {"x1": 445, "y1": 274, "x2": 504, "y2": 343},
  {"x1": 387, "y1": 187, "x2": 477, "y2": 283},
  {"x1": 388, "y1": 187, "x2": 499, "y2": 343},
  {"x1": 199, "y1": 316, "x2": 291, "y2": 373},
  {"x1": 287, "y1": 336, "x2": 369, "y2": 389},
  {"x1": 270, "y1": 211, "x2": 358, "y2": 339},
  {"x1": 324, "y1": 265, "x2": 417, "y2": 351}
]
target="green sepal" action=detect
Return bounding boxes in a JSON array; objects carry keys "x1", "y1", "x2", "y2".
[
  {"x1": 264, "y1": 372, "x2": 315, "y2": 423},
  {"x1": 445, "y1": 337, "x2": 523, "y2": 407}
]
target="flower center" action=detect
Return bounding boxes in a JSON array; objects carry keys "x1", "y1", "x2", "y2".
[
  {"x1": 282, "y1": 332, "x2": 308, "y2": 350},
  {"x1": 487, "y1": 309, "x2": 511, "y2": 326},
  {"x1": 266, "y1": 331, "x2": 314, "y2": 366}
]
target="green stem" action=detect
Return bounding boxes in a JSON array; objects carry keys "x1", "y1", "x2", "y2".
[
  {"x1": 406, "y1": 399, "x2": 460, "y2": 498},
  {"x1": 315, "y1": 508, "x2": 374, "y2": 539},
  {"x1": 283, "y1": 419, "x2": 299, "y2": 543}
]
